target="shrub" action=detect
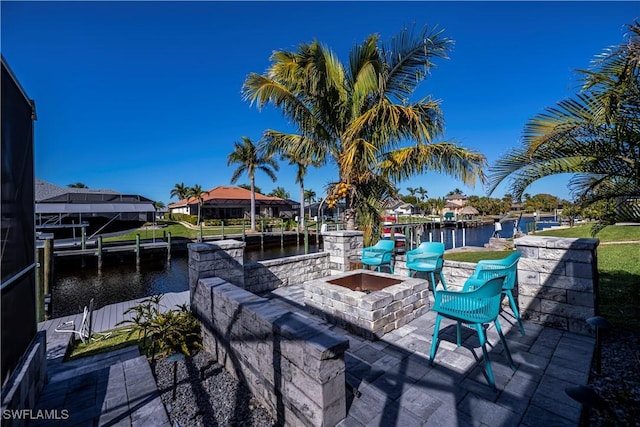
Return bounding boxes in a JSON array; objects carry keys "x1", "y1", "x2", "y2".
[
  {"x1": 118, "y1": 294, "x2": 202, "y2": 357},
  {"x1": 169, "y1": 213, "x2": 198, "y2": 225}
]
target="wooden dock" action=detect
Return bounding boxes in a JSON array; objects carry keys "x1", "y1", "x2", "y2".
[{"x1": 54, "y1": 241, "x2": 169, "y2": 257}]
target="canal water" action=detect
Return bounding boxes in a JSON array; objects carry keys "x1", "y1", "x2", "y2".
[{"x1": 51, "y1": 217, "x2": 557, "y2": 317}]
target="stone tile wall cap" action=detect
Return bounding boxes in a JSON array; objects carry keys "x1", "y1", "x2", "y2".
[
  {"x1": 515, "y1": 236, "x2": 599, "y2": 250},
  {"x1": 188, "y1": 240, "x2": 246, "y2": 251},
  {"x1": 322, "y1": 230, "x2": 364, "y2": 237}
]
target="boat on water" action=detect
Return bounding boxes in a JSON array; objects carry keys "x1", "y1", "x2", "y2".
[{"x1": 381, "y1": 216, "x2": 406, "y2": 253}]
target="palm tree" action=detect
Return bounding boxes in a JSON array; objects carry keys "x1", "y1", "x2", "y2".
[
  {"x1": 227, "y1": 136, "x2": 279, "y2": 230},
  {"x1": 187, "y1": 184, "x2": 205, "y2": 232},
  {"x1": 170, "y1": 183, "x2": 189, "y2": 201},
  {"x1": 243, "y1": 26, "x2": 485, "y2": 240},
  {"x1": 416, "y1": 186, "x2": 428, "y2": 203},
  {"x1": 278, "y1": 148, "x2": 322, "y2": 231},
  {"x1": 68, "y1": 182, "x2": 87, "y2": 188},
  {"x1": 268, "y1": 186, "x2": 290, "y2": 199},
  {"x1": 304, "y1": 189, "x2": 317, "y2": 218},
  {"x1": 488, "y1": 22, "x2": 640, "y2": 228}
]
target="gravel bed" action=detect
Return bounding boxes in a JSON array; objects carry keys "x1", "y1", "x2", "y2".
[
  {"x1": 587, "y1": 329, "x2": 640, "y2": 426},
  {"x1": 153, "y1": 351, "x2": 275, "y2": 427}
]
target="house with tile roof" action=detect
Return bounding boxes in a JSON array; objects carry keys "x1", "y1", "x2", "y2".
[{"x1": 168, "y1": 186, "x2": 298, "y2": 220}]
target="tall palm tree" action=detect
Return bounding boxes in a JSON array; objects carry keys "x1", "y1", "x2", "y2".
[
  {"x1": 279, "y1": 148, "x2": 321, "y2": 231},
  {"x1": 488, "y1": 22, "x2": 640, "y2": 228},
  {"x1": 304, "y1": 189, "x2": 317, "y2": 218},
  {"x1": 187, "y1": 184, "x2": 205, "y2": 220},
  {"x1": 243, "y1": 26, "x2": 486, "y2": 239},
  {"x1": 170, "y1": 183, "x2": 189, "y2": 201},
  {"x1": 416, "y1": 186, "x2": 428, "y2": 203},
  {"x1": 227, "y1": 136, "x2": 279, "y2": 230}
]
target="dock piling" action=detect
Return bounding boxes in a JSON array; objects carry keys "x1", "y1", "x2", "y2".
[
  {"x1": 135, "y1": 234, "x2": 141, "y2": 268},
  {"x1": 167, "y1": 232, "x2": 172, "y2": 263},
  {"x1": 97, "y1": 236, "x2": 103, "y2": 270}
]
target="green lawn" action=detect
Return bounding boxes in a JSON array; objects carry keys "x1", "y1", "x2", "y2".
[
  {"x1": 68, "y1": 327, "x2": 141, "y2": 360},
  {"x1": 103, "y1": 220, "x2": 320, "y2": 243},
  {"x1": 535, "y1": 223, "x2": 640, "y2": 241}
]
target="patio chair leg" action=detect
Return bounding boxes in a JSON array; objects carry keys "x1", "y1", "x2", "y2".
[
  {"x1": 475, "y1": 324, "x2": 496, "y2": 389},
  {"x1": 456, "y1": 322, "x2": 462, "y2": 347},
  {"x1": 505, "y1": 290, "x2": 525, "y2": 336},
  {"x1": 429, "y1": 315, "x2": 443, "y2": 366},
  {"x1": 439, "y1": 272, "x2": 448, "y2": 290},
  {"x1": 494, "y1": 320, "x2": 517, "y2": 371}
]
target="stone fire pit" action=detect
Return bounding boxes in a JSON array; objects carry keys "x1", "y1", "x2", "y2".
[{"x1": 304, "y1": 269, "x2": 429, "y2": 340}]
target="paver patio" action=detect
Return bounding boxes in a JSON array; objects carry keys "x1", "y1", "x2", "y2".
[{"x1": 31, "y1": 285, "x2": 594, "y2": 426}]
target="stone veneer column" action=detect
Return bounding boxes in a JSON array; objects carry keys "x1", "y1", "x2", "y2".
[
  {"x1": 514, "y1": 235, "x2": 599, "y2": 335},
  {"x1": 321, "y1": 230, "x2": 363, "y2": 274},
  {"x1": 188, "y1": 240, "x2": 245, "y2": 298}
]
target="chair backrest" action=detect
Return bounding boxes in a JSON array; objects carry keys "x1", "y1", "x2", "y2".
[
  {"x1": 435, "y1": 277, "x2": 504, "y2": 323},
  {"x1": 473, "y1": 252, "x2": 521, "y2": 290},
  {"x1": 375, "y1": 240, "x2": 396, "y2": 251},
  {"x1": 416, "y1": 242, "x2": 445, "y2": 255}
]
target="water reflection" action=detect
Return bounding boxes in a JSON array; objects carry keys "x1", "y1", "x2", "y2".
[{"x1": 52, "y1": 243, "x2": 321, "y2": 317}]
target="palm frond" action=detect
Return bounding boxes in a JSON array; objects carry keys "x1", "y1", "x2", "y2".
[
  {"x1": 382, "y1": 25, "x2": 452, "y2": 102},
  {"x1": 380, "y1": 142, "x2": 486, "y2": 187}
]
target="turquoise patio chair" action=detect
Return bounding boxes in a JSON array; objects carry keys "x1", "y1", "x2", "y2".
[
  {"x1": 429, "y1": 277, "x2": 517, "y2": 389},
  {"x1": 463, "y1": 251, "x2": 524, "y2": 335},
  {"x1": 405, "y1": 242, "x2": 447, "y2": 296},
  {"x1": 361, "y1": 240, "x2": 395, "y2": 273}
]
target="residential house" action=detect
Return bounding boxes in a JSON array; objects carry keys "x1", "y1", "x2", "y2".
[
  {"x1": 444, "y1": 194, "x2": 468, "y2": 216},
  {"x1": 383, "y1": 199, "x2": 418, "y2": 217},
  {"x1": 35, "y1": 179, "x2": 156, "y2": 238},
  {"x1": 168, "y1": 186, "x2": 297, "y2": 220}
]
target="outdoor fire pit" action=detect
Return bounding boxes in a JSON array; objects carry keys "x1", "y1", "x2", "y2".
[{"x1": 304, "y1": 269, "x2": 429, "y2": 340}]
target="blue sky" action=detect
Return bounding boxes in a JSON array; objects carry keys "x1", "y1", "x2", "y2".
[{"x1": 2, "y1": 1, "x2": 637, "y2": 205}]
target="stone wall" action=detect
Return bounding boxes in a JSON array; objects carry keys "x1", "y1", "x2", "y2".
[
  {"x1": 1, "y1": 331, "x2": 47, "y2": 427},
  {"x1": 321, "y1": 231, "x2": 363, "y2": 274},
  {"x1": 192, "y1": 277, "x2": 349, "y2": 427},
  {"x1": 188, "y1": 240, "x2": 245, "y2": 299},
  {"x1": 244, "y1": 252, "x2": 329, "y2": 293},
  {"x1": 514, "y1": 236, "x2": 599, "y2": 335}
]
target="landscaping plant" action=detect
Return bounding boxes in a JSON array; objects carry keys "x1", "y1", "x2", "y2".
[{"x1": 119, "y1": 294, "x2": 202, "y2": 358}]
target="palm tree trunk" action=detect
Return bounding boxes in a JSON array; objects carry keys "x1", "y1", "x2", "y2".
[
  {"x1": 344, "y1": 208, "x2": 357, "y2": 230},
  {"x1": 299, "y1": 182, "x2": 305, "y2": 232},
  {"x1": 250, "y1": 178, "x2": 256, "y2": 231}
]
